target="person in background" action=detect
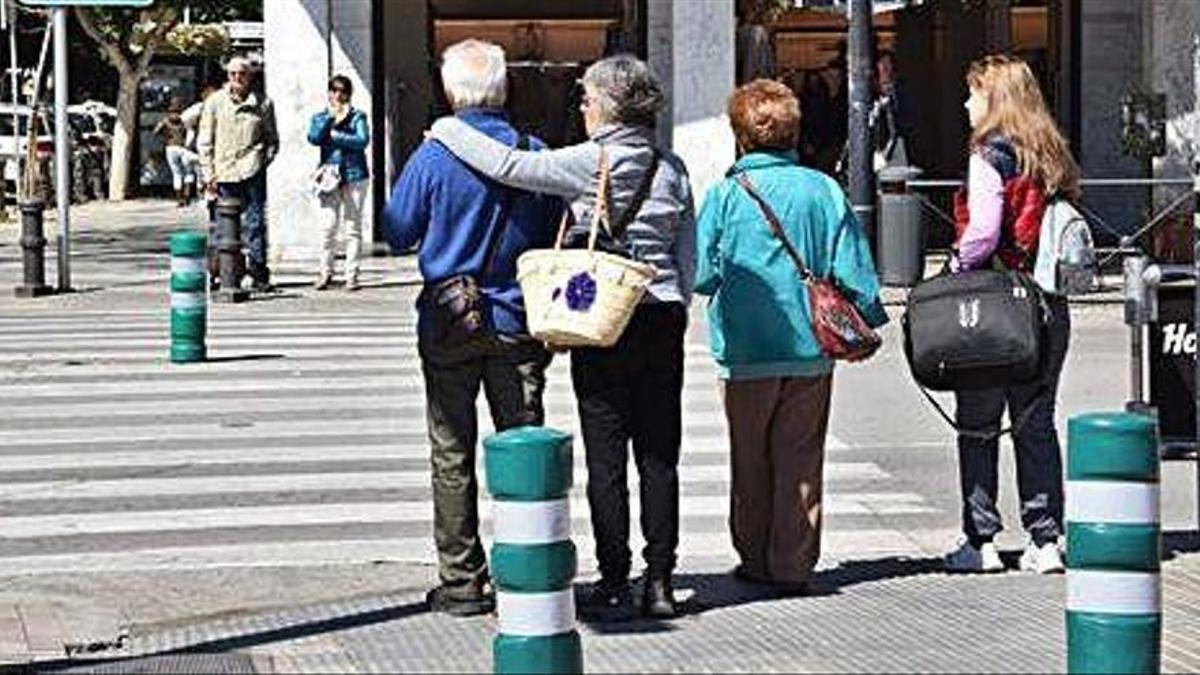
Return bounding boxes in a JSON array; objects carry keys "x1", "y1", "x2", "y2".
[
  {"x1": 197, "y1": 56, "x2": 279, "y2": 293},
  {"x1": 154, "y1": 97, "x2": 194, "y2": 207},
  {"x1": 944, "y1": 54, "x2": 1081, "y2": 575},
  {"x1": 694, "y1": 79, "x2": 886, "y2": 594},
  {"x1": 307, "y1": 74, "x2": 370, "y2": 291},
  {"x1": 382, "y1": 39, "x2": 559, "y2": 618}
]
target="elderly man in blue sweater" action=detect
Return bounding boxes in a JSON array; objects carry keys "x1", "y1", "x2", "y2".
[{"x1": 382, "y1": 39, "x2": 560, "y2": 618}]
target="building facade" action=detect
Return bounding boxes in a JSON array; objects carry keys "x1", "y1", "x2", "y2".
[
  {"x1": 263, "y1": 0, "x2": 735, "y2": 268},
  {"x1": 262, "y1": 0, "x2": 1196, "y2": 265}
]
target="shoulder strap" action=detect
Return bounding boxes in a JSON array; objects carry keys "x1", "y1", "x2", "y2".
[
  {"x1": 610, "y1": 148, "x2": 660, "y2": 241},
  {"x1": 481, "y1": 134, "x2": 530, "y2": 278},
  {"x1": 917, "y1": 380, "x2": 1050, "y2": 442},
  {"x1": 733, "y1": 173, "x2": 813, "y2": 280}
]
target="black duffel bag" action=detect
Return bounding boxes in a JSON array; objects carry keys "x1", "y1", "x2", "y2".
[{"x1": 903, "y1": 269, "x2": 1048, "y2": 392}]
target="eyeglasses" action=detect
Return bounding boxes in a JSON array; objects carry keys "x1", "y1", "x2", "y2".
[{"x1": 227, "y1": 70, "x2": 249, "y2": 79}]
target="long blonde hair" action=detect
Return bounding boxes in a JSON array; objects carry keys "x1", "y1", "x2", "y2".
[{"x1": 967, "y1": 55, "x2": 1080, "y2": 200}]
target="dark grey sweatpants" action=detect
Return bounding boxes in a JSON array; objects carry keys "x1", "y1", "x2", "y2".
[{"x1": 954, "y1": 296, "x2": 1070, "y2": 547}]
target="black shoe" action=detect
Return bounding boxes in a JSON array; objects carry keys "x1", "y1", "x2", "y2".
[
  {"x1": 579, "y1": 581, "x2": 634, "y2": 623},
  {"x1": 641, "y1": 576, "x2": 677, "y2": 619},
  {"x1": 251, "y1": 279, "x2": 275, "y2": 293},
  {"x1": 425, "y1": 585, "x2": 494, "y2": 617}
]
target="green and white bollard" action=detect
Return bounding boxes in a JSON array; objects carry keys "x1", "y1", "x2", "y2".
[
  {"x1": 1066, "y1": 411, "x2": 1160, "y2": 674},
  {"x1": 169, "y1": 231, "x2": 207, "y2": 364},
  {"x1": 484, "y1": 426, "x2": 582, "y2": 675}
]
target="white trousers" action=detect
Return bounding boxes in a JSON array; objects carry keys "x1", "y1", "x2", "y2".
[
  {"x1": 320, "y1": 179, "x2": 367, "y2": 279},
  {"x1": 165, "y1": 146, "x2": 198, "y2": 191}
]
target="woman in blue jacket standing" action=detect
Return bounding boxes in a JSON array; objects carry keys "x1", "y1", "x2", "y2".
[
  {"x1": 308, "y1": 74, "x2": 370, "y2": 291},
  {"x1": 695, "y1": 80, "x2": 886, "y2": 593}
]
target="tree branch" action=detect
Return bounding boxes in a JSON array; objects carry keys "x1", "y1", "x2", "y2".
[
  {"x1": 135, "y1": 6, "x2": 180, "y2": 75},
  {"x1": 74, "y1": 7, "x2": 132, "y2": 77}
]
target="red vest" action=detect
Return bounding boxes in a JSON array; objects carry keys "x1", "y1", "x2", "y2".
[{"x1": 952, "y1": 138, "x2": 1047, "y2": 271}]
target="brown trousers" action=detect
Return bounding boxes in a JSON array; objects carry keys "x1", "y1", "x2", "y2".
[{"x1": 723, "y1": 374, "x2": 833, "y2": 585}]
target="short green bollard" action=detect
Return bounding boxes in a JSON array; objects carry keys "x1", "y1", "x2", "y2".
[
  {"x1": 169, "y1": 231, "x2": 207, "y2": 363},
  {"x1": 1066, "y1": 412, "x2": 1160, "y2": 674},
  {"x1": 485, "y1": 426, "x2": 582, "y2": 675}
]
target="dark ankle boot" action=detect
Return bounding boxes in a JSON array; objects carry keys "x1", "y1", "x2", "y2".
[{"x1": 641, "y1": 576, "x2": 677, "y2": 619}]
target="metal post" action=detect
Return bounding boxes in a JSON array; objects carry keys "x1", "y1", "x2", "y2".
[
  {"x1": 14, "y1": 200, "x2": 50, "y2": 298},
  {"x1": 52, "y1": 7, "x2": 69, "y2": 292},
  {"x1": 847, "y1": 0, "x2": 876, "y2": 258},
  {"x1": 1124, "y1": 251, "x2": 1149, "y2": 411},
  {"x1": 1191, "y1": 33, "x2": 1198, "y2": 528},
  {"x1": 7, "y1": 0, "x2": 19, "y2": 212},
  {"x1": 214, "y1": 197, "x2": 248, "y2": 303}
]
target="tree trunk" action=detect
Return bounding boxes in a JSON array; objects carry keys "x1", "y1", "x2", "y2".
[{"x1": 108, "y1": 72, "x2": 140, "y2": 201}]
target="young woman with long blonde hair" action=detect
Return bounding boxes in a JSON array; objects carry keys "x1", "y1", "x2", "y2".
[{"x1": 944, "y1": 55, "x2": 1081, "y2": 575}]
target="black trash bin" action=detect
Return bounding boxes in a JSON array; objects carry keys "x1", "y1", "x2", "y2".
[{"x1": 876, "y1": 166, "x2": 925, "y2": 287}]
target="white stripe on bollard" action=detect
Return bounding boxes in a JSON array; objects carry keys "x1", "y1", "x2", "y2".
[
  {"x1": 496, "y1": 589, "x2": 575, "y2": 636},
  {"x1": 1066, "y1": 570, "x2": 1161, "y2": 614},
  {"x1": 170, "y1": 257, "x2": 207, "y2": 274},
  {"x1": 1066, "y1": 481, "x2": 1160, "y2": 524},
  {"x1": 170, "y1": 292, "x2": 206, "y2": 310},
  {"x1": 492, "y1": 499, "x2": 571, "y2": 545}
]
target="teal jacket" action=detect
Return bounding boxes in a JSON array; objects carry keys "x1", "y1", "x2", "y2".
[{"x1": 694, "y1": 151, "x2": 888, "y2": 380}]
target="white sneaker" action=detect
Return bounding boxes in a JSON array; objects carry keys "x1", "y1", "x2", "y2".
[
  {"x1": 1019, "y1": 540, "x2": 1065, "y2": 574},
  {"x1": 944, "y1": 539, "x2": 1004, "y2": 573}
]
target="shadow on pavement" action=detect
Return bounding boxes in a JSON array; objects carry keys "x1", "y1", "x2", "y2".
[
  {"x1": 201, "y1": 354, "x2": 285, "y2": 364},
  {"x1": 1165, "y1": 529, "x2": 1200, "y2": 560},
  {"x1": 39, "y1": 598, "x2": 428, "y2": 672},
  {"x1": 671, "y1": 556, "x2": 945, "y2": 616}
]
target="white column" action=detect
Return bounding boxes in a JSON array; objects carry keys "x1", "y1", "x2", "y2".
[
  {"x1": 264, "y1": 0, "x2": 374, "y2": 269},
  {"x1": 647, "y1": 0, "x2": 737, "y2": 203}
]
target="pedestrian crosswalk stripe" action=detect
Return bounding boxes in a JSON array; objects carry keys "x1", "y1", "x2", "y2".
[
  {"x1": 0, "y1": 463, "x2": 892, "y2": 501},
  {"x1": 0, "y1": 493, "x2": 935, "y2": 540},
  {"x1": 0, "y1": 300, "x2": 941, "y2": 579},
  {"x1": 0, "y1": 527, "x2": 929, "y2": 577}
]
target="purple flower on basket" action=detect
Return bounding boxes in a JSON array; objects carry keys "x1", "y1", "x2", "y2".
[{"x1": 564, "y1": 272, "x2": 597, "y2": 312}]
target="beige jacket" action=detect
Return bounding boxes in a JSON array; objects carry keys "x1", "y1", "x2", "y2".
[{"x1": 197, "y1": 86, "x2": 279, "y2": 183}]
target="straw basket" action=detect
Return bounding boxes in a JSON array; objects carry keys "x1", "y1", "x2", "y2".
[{"x1": 517, "y1": 148, "x2": 657, "y2": 348}]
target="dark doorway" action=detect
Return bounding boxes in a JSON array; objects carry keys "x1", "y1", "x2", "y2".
[{"x1": 374, "y1": 0, "x2": 645, "y2": 243}]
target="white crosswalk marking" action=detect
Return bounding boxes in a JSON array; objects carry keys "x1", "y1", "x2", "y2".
[{"x1": 0, "y1": 310, "x2": 938, "y2": 575}]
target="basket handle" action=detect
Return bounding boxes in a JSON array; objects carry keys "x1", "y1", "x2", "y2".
[{"x1": 552, "y1": 146, "x2": 611, "y2": 252}]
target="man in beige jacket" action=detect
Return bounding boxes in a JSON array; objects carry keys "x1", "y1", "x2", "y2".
[{"x1": 197, "y1": 56, "x2": 279, "y2": 292}]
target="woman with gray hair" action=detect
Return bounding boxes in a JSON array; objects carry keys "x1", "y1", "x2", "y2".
[{"x1": 429, "y1": 54, "x2": 696, "y2": 622}]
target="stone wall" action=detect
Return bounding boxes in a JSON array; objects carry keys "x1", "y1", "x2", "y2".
[
  {"x1": 1148, "y1": 2, "x2": 1198, "y2": 192},
  {"x1": 264, "y1": 0, "x2": 374, "y2": 269},
  {"x1": 1078, "y1": 0, "x2": 1147, "y2": 238}
]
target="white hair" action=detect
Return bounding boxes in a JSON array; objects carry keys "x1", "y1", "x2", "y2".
[
  {"x1": 440, "y1": 39, "x2": 507, "y2": 110},
  {"x1": 225, "y1": 56, "x2": 252, "y2": 73}
]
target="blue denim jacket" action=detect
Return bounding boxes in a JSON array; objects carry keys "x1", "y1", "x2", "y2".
[{"x1": 307, "y1": 108, "x2": 370, "y2": 184}]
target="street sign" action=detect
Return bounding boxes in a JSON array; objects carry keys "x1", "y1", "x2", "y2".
[
  {"x1": 18, "y1": 1, "x2": 153, "y2": 6},
  {"x1": 1149, "y1": 281, "x2": 1197, "y2": 449}
]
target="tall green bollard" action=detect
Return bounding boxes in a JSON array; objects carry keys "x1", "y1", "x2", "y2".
[
  {"x1": 484, "y1": 426, "x2": 582, "y2": 675},
  {"x1": 169, "y1": 231, "x2": 208, "y2": 364},
  {"x1": 1066, "y1": 412, "x2": 1160, "y2": 674}
]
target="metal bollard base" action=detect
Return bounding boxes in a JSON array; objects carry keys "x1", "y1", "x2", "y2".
[
  {"x1": 214, "y1": 288, "x2": 250, "y2": 304},
  {"x1": 14, "y1": 285, "x2": 54, "y2": 298}
]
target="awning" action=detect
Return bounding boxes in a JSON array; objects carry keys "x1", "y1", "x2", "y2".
[{"x1": 793, "y1": 0, "x2": 924, "y2": 14}]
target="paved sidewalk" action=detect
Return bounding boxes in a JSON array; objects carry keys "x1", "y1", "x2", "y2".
[{"x1": 0, "y1": 200, "x2": 1196, "y2": 673}]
